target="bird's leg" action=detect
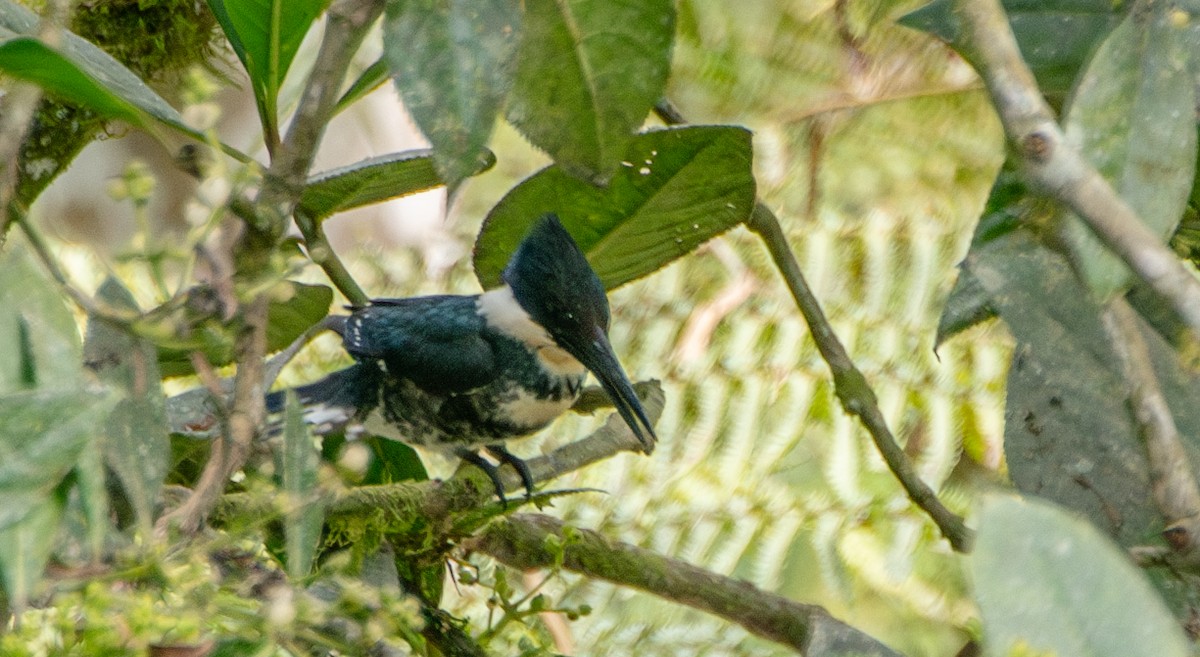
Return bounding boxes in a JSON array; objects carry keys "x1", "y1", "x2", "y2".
[
  {"x1": 455, "y1": 447, "x2": 508, "y2": 506},
  {"x1": 486, "y1": 443, "x2": 536, "y2": 499}
]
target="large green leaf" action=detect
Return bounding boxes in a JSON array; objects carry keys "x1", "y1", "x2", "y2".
[
  {"x1": 297, "y1": 150, "x2": 495, "y2": 222},
  {"x1": 0, "y1": 390, "x2": 107, "y2": 531},
  {"x1": 1058, "y1": 8, "x2": 1197, "y2": 300},
  {"x1": 505, "y1": 0, "x2": 674, "y2": 182},
  {"x1": 282, "y1": 392, "x2": 323, "y2": 579},
  {"x1": 208, "y1": 0, "x2": 330, "y2": 145},
  {"x1": 383, "y1": 0, "x2": 519, "y2": 188},
  {"x1": 85, "y1": 279, "x2": 170, "y2": 533},
  {"x1": 0, "y1": 249, "x2": 81, "y2": 392},
  {"x1": 475, "y1": 126, "x2": 755, "y2": 289},
  {"x1": 900, "y1": 0, "x2": 1123, "y2": 105},
  {"x1": 973, "y1": 495, "x2": 1189, "y2": 657}
]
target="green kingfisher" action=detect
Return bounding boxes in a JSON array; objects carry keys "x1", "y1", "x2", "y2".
[{"x1": 269, "y1": 214, "x2": 656, "y2": 501}]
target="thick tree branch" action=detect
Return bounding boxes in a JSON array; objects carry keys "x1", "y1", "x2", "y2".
[
  {"x1": 748, "y1": 203, "x2": 974, "y2": 552},
  {"x1": 466, "y1": 513, "x2": 902, "y2": 657},
  {"x1": 953, "y1": 0, "x2": 1200, "y2": 341}
]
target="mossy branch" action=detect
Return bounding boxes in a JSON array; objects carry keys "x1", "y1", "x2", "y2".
[
  {"x1": 466, "y1": 513, "x2": 902, "y2": 657},
  {"x1": 215, "y1": 381, "x2": 666, "y2": 525},
  {"x1": 748, "y1": 202, "x2": 974, "y2": 552}
]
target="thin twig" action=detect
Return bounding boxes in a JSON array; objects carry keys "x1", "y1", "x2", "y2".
[
  {"x1": 294, "y1": 209, "x2": 369, "y2": 305},
  {"x1": 1101, "y1": 298, "x2": 1200, "y2": 566},
  {"x1": 466, "y1": 514, "x2": 902, "y2": 657},
  {"x1": 748, "y1": 203, "x2": 974, "y2": 552},
  {"x1": 952, "y1": 0, "x2": 1200, "y2": 341},
  {"x1": 14, "y1": 209, "x2": 138, "y2": 324}
]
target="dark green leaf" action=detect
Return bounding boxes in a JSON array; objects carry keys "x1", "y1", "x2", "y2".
[
  {"x1": 282, "y1": 391, "x2": 323, "y2": 578},
  {"x1": 157, "y1": 282, "x2": 332, "y2": 377},
  {"x1": 0, "y1": 390, "x2": 108, "y2": 531},
  {"x1": 208, "y1": 0, "x2": 329, "y2": 143},
  {"x1": 364, "y1": 436, "x2": 428, "y2": 485},
  {"x1": 0, "y1": 249, "x2": 81, "y2": 393},
  {"x1": 973, "y1": 495, "x2": 1189, "y2": 657},
  {"x1": 0, "y1": 489, "x2": 65, "y2": 613},
  {"x1": 476, "y1": 126, "x2": 755, "y2": 289},
  {"x1": 384, "y1": 0, "x2": 519, "y2": 188},
  {"x1": 1058, "y1": 8, "x2": 1198, "y2": 299},
  {"x1": 506, "y1": 0, "x2": 674, "y2": 181},
  {"x1": 900, "y1": 0, "x2": 1123, "y2": 105},
  {"x1": 966, "y1": 230, "x2": 1200, "y2": 547},
  {"x1": 298, "y1": 150, "x2": 494, "y2": 222},
  {"x1": 86, "y1": 278, "x2": 170, "y2": 533}
]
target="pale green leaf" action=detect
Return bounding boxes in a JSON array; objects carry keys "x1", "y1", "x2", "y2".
[
  {"x1": 283, "y1": 391, "x2": 323, "y2": 578},
  {"x1": 974, "y1": 495, "x2": 1190, "y2": 657},
  {"x1": 0, "y1": 249, "x2": 80, "y2": 393},
  {"x1": 0, "y1": 492, "x2": 65, "y2": 614},
  {"x1": 384, "y1": 0, "x2": 520, "y2": 187}
]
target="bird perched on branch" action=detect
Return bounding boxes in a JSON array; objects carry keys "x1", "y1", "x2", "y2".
[{"x1": 269, "y1": 214, "x2": 656, "y2": 502}]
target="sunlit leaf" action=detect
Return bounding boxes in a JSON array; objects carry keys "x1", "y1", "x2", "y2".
[
  {"x1": 1058, "y1": 8, "x2": 1197, "y2": 299},
  {"x1": 298, "y1": 150, "x2": 494, "y2": 222},
  {"x1": 384, "y1": 0, "x2": 519, "y2": 187},
  {"x1": 476, "y1": 126, "x2": 755, "y2": 289},
  {"x1": 506, "y1": 0, "x2": 674, "y2": 181},
  {"x1": 974, "y1": 495, "x2": 1189, "y2": 657}
]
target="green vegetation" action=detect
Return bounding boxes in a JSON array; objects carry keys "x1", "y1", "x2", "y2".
[{"x1": 1, "y1": 0, "x2": 1199, "y2": 655}]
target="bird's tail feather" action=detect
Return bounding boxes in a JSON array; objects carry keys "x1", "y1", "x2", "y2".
[{"x1": 266, "y1": 362, "x2": 381, "y2": 435}]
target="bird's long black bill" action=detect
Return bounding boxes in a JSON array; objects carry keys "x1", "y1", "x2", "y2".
[{"x1": 583, "y1": 330, "x2": 657, "y2": 454}]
